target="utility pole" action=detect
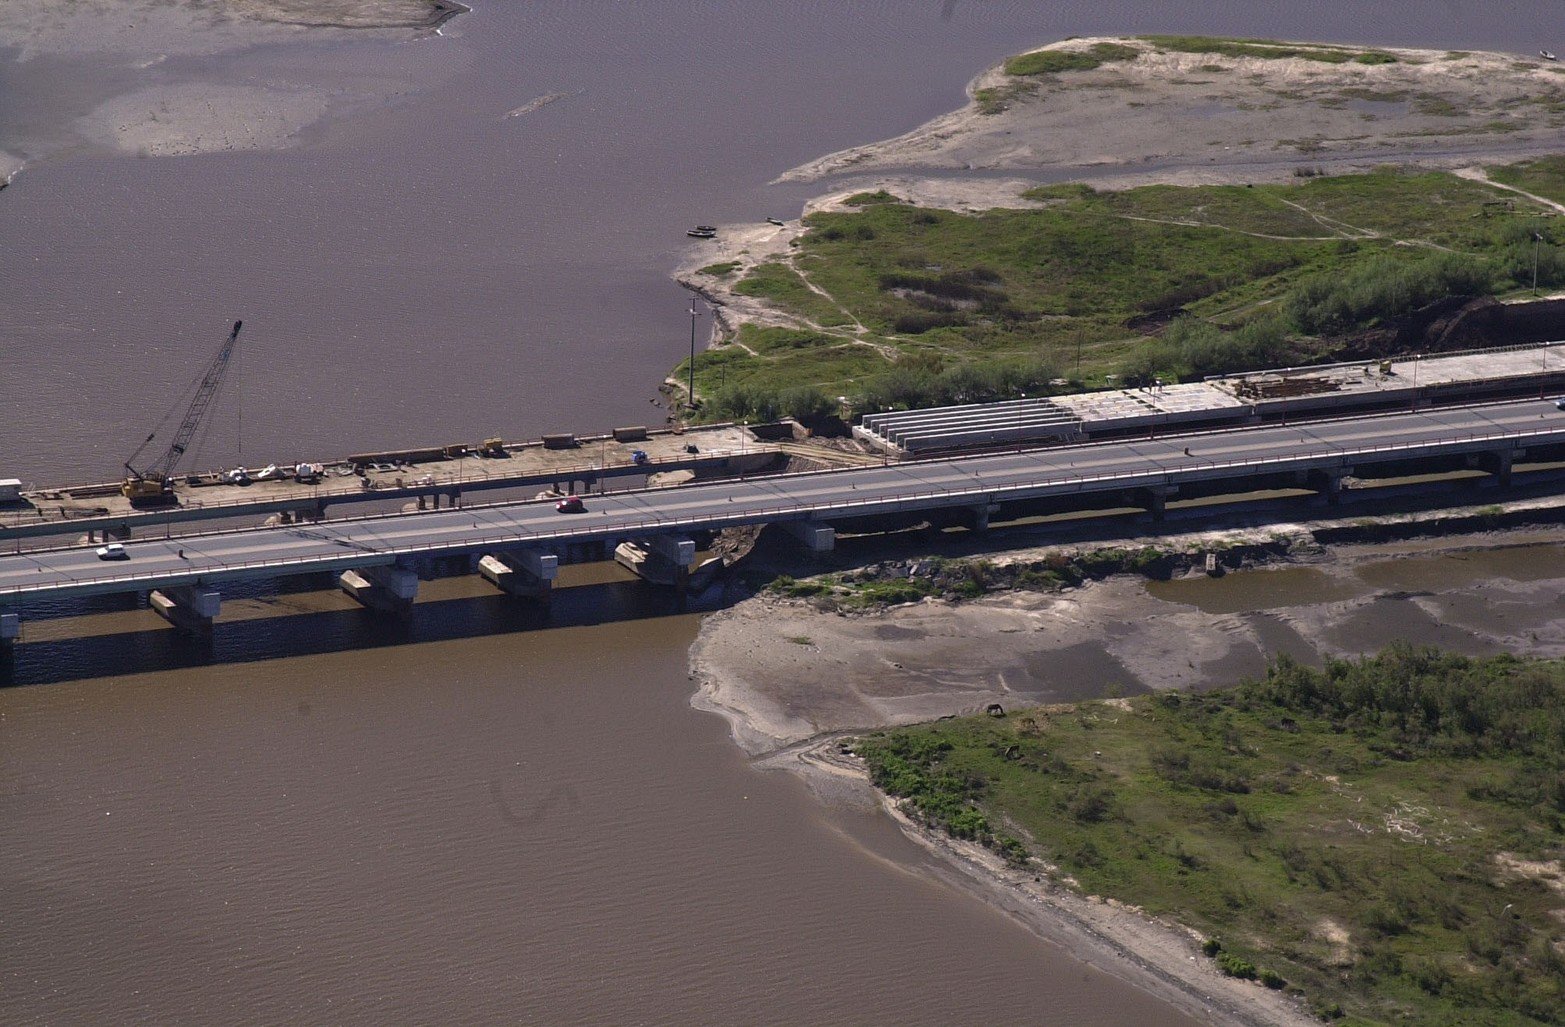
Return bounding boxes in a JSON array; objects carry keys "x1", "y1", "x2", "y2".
[
  {"x1": 1534, "y1": 230, "x2": 1544, "y2": 295},
  {"x1": 687, "y1": 296, "x2": 702, "y2": 413}
]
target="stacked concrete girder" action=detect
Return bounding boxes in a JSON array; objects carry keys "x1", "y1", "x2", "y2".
[{"x1": 856, "y1": 399, "x2": 1082, "y2": 454}]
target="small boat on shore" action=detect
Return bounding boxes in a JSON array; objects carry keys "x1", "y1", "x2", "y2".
[
  {"x1": 687, "y1": 225, "x2": 717, "y2": 238},
  {"x1": 765, "y1": 217, "x2": 785, "y2": 227},
  {"x1": 1543, "y1": 50, "x2": 1558, "y2": 61}
]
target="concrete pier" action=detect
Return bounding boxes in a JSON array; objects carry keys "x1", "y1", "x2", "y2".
[
  {"x1": 613, "y1": 539, "x2": 694, "y2": 587},
  {"x1": 0, "y1": 611, "x2": 18, "y2": 647},
  {"x1": 478, "y1": 550, "x2": 558, "y2": 600},
  {"x1": 149, "y1": 585, "x2": 221, "y2": 634},
  {"x1": 781, "y1": 520, "x2": 836, "y2": 552},
  {"x1": 1138, "y1": 485, "x2": 1177, "y2": 522},
  {"x1": 339, "y1": 564, "x2": 419, "y2": 615}
]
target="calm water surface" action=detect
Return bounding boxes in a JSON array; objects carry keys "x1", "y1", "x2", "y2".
[{"x1": 4, "y1": 1, "x2": 1561, "y2": 1021}]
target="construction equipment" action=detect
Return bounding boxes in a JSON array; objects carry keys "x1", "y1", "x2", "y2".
[{"x1": 121, "y1": 320, "x2": 243, "y2": 505}]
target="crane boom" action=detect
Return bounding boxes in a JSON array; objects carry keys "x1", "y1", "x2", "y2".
[{"x1": 122, "y1": 320, "x2": 243, "y2": 503}]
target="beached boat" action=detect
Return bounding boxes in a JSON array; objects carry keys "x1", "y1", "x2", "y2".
[
  {"x1": 766, "y1": 217, "x2": 785, "y2": 226},
  {"x1": 1542, "y1": 50, "x2": 1558, "y2": 61},
  {"x1": 687, "y1": 225, "x2": 717, "y2": 238}
]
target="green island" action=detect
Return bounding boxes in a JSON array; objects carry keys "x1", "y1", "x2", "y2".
[
  {"x1": 681, "y1": 162, "x2": 1565, "y2": 423},
  {"x1": 854, "y1": 648, "x2": 1565, "y2": 1025}
]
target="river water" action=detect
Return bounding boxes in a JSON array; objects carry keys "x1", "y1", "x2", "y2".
[{"x1": 3, "y1": 1, "x2": 1562, "y2": 1022}]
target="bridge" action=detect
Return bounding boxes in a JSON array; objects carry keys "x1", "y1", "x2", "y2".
[{"x1": 3, "y1": 397, "x2": 1563, "y2": 640}]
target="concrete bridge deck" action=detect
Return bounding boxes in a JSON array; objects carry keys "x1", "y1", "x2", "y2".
[
  {"x1": 0, "y1": 423, "x2": 780, "y2": 543},
  {"x1": 3, "y1": 398, "x2": 1563, "y2": 621}
]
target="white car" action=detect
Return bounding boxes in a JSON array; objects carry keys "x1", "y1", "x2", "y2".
[{"x1": 95, "y1": 542, "x2": 128, "y2": 560}]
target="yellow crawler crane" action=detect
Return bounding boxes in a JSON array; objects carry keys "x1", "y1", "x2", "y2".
[{"x1": 121, "y1": 320, "x2": 243, "y2": 506}]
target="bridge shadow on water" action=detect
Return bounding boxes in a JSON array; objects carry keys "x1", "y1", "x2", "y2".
[{"x1": 0, "y1": 576, "x2": 741, "y2": 689}]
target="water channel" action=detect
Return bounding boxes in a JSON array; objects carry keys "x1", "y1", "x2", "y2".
[{"x1": 4, "y1": 2, "x2": 1563, "y2": 1021}]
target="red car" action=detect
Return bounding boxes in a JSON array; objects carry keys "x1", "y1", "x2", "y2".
[{"x1": 556, "y1": 495, "x2": 586, "y2": 514}]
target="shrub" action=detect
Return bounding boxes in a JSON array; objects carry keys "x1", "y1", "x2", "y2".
[
  {"x1": 1285, "y1": 252, "x2": 1494, "y2": 334},
  {"x1": 1217, "y1": 952, "x2": 1258, "y2": 979}
]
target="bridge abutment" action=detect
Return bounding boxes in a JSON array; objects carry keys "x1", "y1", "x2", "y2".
[{"x1": 0, "y1": 611, "x2": 18, "y2": 648}]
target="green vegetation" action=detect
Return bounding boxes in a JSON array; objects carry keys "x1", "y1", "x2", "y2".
[
  {"x1": 1139, "y1": 35, "x2": 1397, "y2": 65},
  {"x1": 1489, "y1": 156, "x2": 1565, "y2": 206},
  {"x1": 842, "y1": 189, "x2": 906, "y2": 206},
  {"x1": 682, "y1": 164, "x2": 1565, "y2": 420},
  {"x1": 733, "y1": 263, "x2": 854, "y2": 328},
  {"x1": 855, "y1": 647, "x2": 1565, "y2": 1025},
  {"x1": 698, "y1": 261, "x2": 741, "y2": 277},
  {"x1": 1004, "y1": 42, "x2": 1141, "y2": 77}
]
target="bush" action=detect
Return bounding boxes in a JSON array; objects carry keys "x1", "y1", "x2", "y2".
[
  {"x1": 1285, "y1": 253, "x2": 1494, "y2": 334},
  {"x1": 1217, "y1": 952, "x2": 1258, "y2": 979}
]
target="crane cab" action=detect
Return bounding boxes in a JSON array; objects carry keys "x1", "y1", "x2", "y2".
[{"x1": 121, "y1": 473, "x2": 175, "y2": 505}]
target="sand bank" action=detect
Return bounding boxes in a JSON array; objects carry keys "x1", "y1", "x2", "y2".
[
  {"x1": 0, "y1": 1, "x2": 464, "y2": 166},
  {"x1": 692, "y1": 495, "x2": 1565, "y2": 1026},
  {"x1": 778, "y1": 37, "x2": 1565, "y2": 191}
]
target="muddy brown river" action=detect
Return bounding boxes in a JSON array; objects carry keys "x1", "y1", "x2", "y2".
[{"x1": 5, "y1": 1, "x2": 1565, "y2": 1022}]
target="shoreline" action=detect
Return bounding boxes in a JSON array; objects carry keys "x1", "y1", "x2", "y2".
[
  {"x1": 765, "y1": 737, "x2": 1317, "y2": 1027},
  {"x1": 776, "y1": 36, "x2": 1565, "y2": 189},
  {"x1": 672, "y1": 35, "x2": 1565, "y2": 359},
  {"x1": 689, "y1": 492, "x2": 1565, "y2": 1025}
]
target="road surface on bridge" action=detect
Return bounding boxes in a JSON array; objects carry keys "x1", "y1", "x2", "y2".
[{"x1": 3, "y1": 398, "x2": 1563, "y2": 603}]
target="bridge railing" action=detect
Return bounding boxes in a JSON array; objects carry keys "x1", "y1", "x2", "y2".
[
  {"x1": 5, "y1": 419, "x2": 1565, "y2": 597},
  {"x1": 0, "y1": 446, "x2": 766, "y2": 531}
]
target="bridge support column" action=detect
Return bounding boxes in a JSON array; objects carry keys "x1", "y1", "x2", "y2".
[
  {"x1": 1137, "y1": 486, "x2": 1176, "y2": 522},
  {"x1": 614, "y1": 537, "x2": 695, "y2": 588},
  {"x1": 1480, "y1": 450, "x2": 1514, "y2": 487},
  {"x1": 0, "y1": 611, "x2": 18, "y2": 648},
  {"x1": 478, "y1": 549, "x2": 558, "y2": 601},
  {"x1": 149, "y1": 585, "x2": 221, "y2": 635},
  {"x1": 339, "y1": 564, "x2": 419, "y2": 616},
  {"x1": 1305, "y1": 469, "x2": 1345, "y2": 506},
  {"x1": 780, "y1": 520, "x2": 836, "y2": 552},
  {"x1": 965, "y1": 503, "x2": 1000, "y2": 534}
]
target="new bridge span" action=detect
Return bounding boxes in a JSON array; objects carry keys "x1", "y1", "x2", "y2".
[{"x1": 3, "y1": 398, "x2": 1564, "y2": 637}]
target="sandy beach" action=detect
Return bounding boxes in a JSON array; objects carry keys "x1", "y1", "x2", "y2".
[
  {"x1": 779, "y1": 37, "x2": 1565, "y2": 191},
  {"x1": 691, "y1": 493, "x2": 1565, "y2": 1026},
  {"x1": 0, "y1": 1, "x2": 463, "y2": 169}
]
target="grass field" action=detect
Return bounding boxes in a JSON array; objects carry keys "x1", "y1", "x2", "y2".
[
  {"x1": 855, "y1": 648, "x2": 1565, "y2": 1025},
  {"x1": 682, "y1": 164, "x2": 1564, "y2": 422}
]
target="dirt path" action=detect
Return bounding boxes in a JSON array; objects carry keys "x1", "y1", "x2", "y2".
[{"x1": 1455, "y1": 165, "x2": 1565, "y2": 215}]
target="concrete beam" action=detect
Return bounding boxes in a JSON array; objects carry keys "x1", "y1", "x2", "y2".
[
  {"x1": 478, "y1": 550, "x2": 558, "y2": 600},
  {"x1": 339, "y1": 564, "x2": 419, "y2": 615},
  {"x1": 780, "y1": 520, "x2": 836, "y2": 552},
  {"x1": 149, "y1": 584, "x2": 221, "y2": 634},
  {"x1": 0, "y1": 611, "x2": 18, "y2": 646}
]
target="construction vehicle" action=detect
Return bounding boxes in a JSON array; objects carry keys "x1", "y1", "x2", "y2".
[{"x1": 121, "y1": 320, "x2": 243, "y2": 506}]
